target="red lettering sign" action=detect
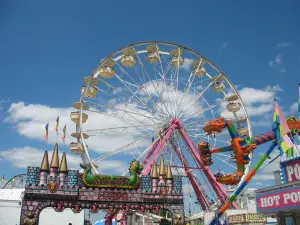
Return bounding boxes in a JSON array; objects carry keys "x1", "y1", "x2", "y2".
[
  {"x1": 256, "y1": 186, "x2": 300, "y2": 212},
  {"x1": 285, "y1": 158, "x2": 300, "y2": 183}
]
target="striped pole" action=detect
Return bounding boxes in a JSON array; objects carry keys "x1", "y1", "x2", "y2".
[{"x1": 209, "y1": 141, "x2": 278, "y2": 225}]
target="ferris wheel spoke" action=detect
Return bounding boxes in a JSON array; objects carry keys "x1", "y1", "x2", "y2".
[
  {"x1": 215, "y1": 153, "x2": 231, "y2": 158},
  {"x1": 114, "y1": 73, "x2": 156, "y2": 115},
  {"x1": 182, "y1": 100, "x2": 226, "y2": 123},
  {"x1": 178, "y1": 74, "x2": 221, "y2": 119},
  {"x1": 176, "y1": 61, "x2": 208, "y2": 117},
  {"x1": 132, "y1": 68, "x2": 170, "y2": 118},
  {"x1": 188, "y1": 133, "x2": 230, "y2": 145},
  {"x1": 84, "y1": 101, "x2": 157, "y2": 121},
  {"x1": 184, "y1": 119, "x2": 207, "y2": 127},
  {"x1": 193, "y1": 76, "x2": 214, "y2": 88},
  {"x1": 83, "y1": 125, "x2": 154, "y2": 136},
  {"x1": 84, "y1": 101, "x2": 159, "y2": 127},
  {"x1": 135, "y1": 53, "x2": 174, "y2": 117},
  {"x1": 214, "y1": 155, "x2": 237, "y2": 170},
  {"x1": 85, "y1": 109, "x2": 154, "y2": 127},
  {"x1": 157, "y1": 54, "x2": 177, "y2": 113},
  {"x1": 171, "y1": 66, "x2": 181, "y2": 116},
  {"x1": 92, "y1": 82, "x2": 154, "y2": 119},
  {"x1": 94, "y1": 124, "x2": 172, "y2": 165},
  {"x1": 175, "y1": 70, "x2": 197, "y2": 117},
  {"x1": 160, "y1": 54, "x2": 179, "y2": 102},
  {"x1": 116, "y1": 60, "x2": 167, "y2": 117},
  {"x1": 92, "y1": 132, "x2": 154, "y2": 163}
]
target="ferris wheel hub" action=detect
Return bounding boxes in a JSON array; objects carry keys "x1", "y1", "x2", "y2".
[{"x1": 169, "y1": 118, "x2": 182, "y2": 128}]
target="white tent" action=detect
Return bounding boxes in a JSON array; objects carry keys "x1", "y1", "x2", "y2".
[{"x1": 0, "y1": 189, "x2": 85, "y2": 225}]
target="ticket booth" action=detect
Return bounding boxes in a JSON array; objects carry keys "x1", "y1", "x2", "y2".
[{"x1": 255, "y1": 156, "x2": 300, "y2": 225}]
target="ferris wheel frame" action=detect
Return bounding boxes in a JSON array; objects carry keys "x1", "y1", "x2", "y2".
[{"x1": 73, "y1": 41, "x2": 253, "y2": 210}]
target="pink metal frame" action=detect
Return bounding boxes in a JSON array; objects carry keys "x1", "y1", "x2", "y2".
[{"x1": 142, "y1": 118, "x2": 238, "y2": 209}]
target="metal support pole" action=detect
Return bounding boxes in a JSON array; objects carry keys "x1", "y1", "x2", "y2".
[{"x1": 208, "y1": 141, "x2": 278, "y2": 225}]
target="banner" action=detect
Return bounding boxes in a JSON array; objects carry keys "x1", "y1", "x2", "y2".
[
  {"x1": 281, "y1": 157, "x2": 300, "y2": 183},
  {"x1": 256, "y1": 186, "x2": 300, "y2": 212}
]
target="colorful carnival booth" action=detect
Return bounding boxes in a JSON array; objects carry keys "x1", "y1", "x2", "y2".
[{"x1": 255, "y1": 156, "x2": 300, "y2": 225}]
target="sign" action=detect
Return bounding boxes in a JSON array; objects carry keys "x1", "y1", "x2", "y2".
[
  {"x1": 98, "y1": 191, "x2": 129, "y2": 201},
  {"x1": 256, "y1": 186, "x2": 300, "y2": 213},
  {"x1": 228, "y1": 213, "x2": 265, "y2": 224},
  {"x1": 285, "y1": 158, "x2": 300, "y2": 183},
  {"x1": 280, "y1": 156, "x2": 300, "y2": 184}
]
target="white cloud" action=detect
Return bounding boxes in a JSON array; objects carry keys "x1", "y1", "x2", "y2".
[
  {"x1": 251, "y1": 120, "x2": 272, "y2": 127},
  {"x1": 268, "y1": 54, "x2": 287, "y2": 73},
  {"x1": 269, "y1": 54, "x2": 282, "y2": 68},
  {"x1": 4, "y1": 102, "x2": 152, "y2": 154},
  {"x1": 218, "y1": 42, "x2": 228, "y2": 52},
  {"x1": 280, "y1": 68, "x2": 287, "y2": 73},
  {"x1": 0, "y1": 146, "x2": 81, "y2": 169},
  {"x1": 276, "y1": 42, "x2": 291, "y2": 48},
  {"x1": 0, "y1": 146, "x2": 128, "y2": 173},
  {"x1": 265, "y1": 85, "x2": 283, "y2": 92},
  {"x1": 289, "y1": 102, "x2": 298, "y2": 114},
  {"x1": 4, "y1": 79, "x2": 204, "y2": 166},
  {"x1": 0, "y1": 98, "x2": 10, "y2": 111}
]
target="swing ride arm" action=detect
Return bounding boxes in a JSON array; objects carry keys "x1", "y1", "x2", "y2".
[
  {"x1": 201, "y1": 117, "x2": 276, "y2": 185},
  {"x1": 208, "y1": 141, "x2": 278, "y2": 225}
]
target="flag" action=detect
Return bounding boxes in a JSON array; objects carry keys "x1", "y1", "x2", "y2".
[
  {"x1": 62, "y1": 125, "x2": 66, "y2": 143},
  {"x1": 56, "y1": 117, "x2": 59, "y2": 133},
  {"x1": 1, "y1": 175, "x2": 4, "y2": 183},
  {"x1": 272, "y1": 100, "x2": 294, "y2": 154},
  {"x1": 44, "y1": 123, "x2": 49, "y2": 141},
  {"x1": 272, "y1": 100, "x2": 290, "y2": 136}
]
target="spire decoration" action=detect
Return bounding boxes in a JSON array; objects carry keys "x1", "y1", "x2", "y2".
[
  {"x1": 159, "y1": 155, "x2": 166, "y2": 176},
  {"x1": 151, "y1": 161, "x2": 158, "y2": 178},
  {"x1": 40, "y1": 151, "x2": 50, "y2": 171},
  {"x1": 50, "y1": 143, "x2": 60, "y2": 168},
  {"x1": 166, "y1": 162, "x2": 173, "y2": 179},
  {"x1": 59, "y1": 152, "x2": 68, "y2": 173}
]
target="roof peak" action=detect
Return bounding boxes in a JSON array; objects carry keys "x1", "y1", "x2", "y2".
[
  {"x1": 50, "y1": 143, "x2": 60, "y2": 168},
  {"x1": 59, "y1": 152, "x2": 68, "y2": 173},
  {"x1": 40, "y1": 151, "x2": 49, "y2": 171}
]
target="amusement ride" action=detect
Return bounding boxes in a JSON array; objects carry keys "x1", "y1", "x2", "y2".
[
  {"x1": 70, "y1": 41, "x2": 253, "y2": 218},
  {"x1": 3, "y1": 41, "x2": 299, "y2": 225}
]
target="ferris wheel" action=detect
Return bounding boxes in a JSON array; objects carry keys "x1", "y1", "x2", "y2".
[
  {"x1": 2, "y1": 174, "x2": 27, "y2": 189},
  {"x1": 69, "y1": 41, "x2": 252, "y2": 214}
]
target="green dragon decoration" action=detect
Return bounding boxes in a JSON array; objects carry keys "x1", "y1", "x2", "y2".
[{"x1": 82, "y1": 160, "x2": 143, "y2": 189}]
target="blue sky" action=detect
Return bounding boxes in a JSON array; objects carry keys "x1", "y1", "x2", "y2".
[{"x1": 0, "y1": 0, "x2": 300, "y2": 217}]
